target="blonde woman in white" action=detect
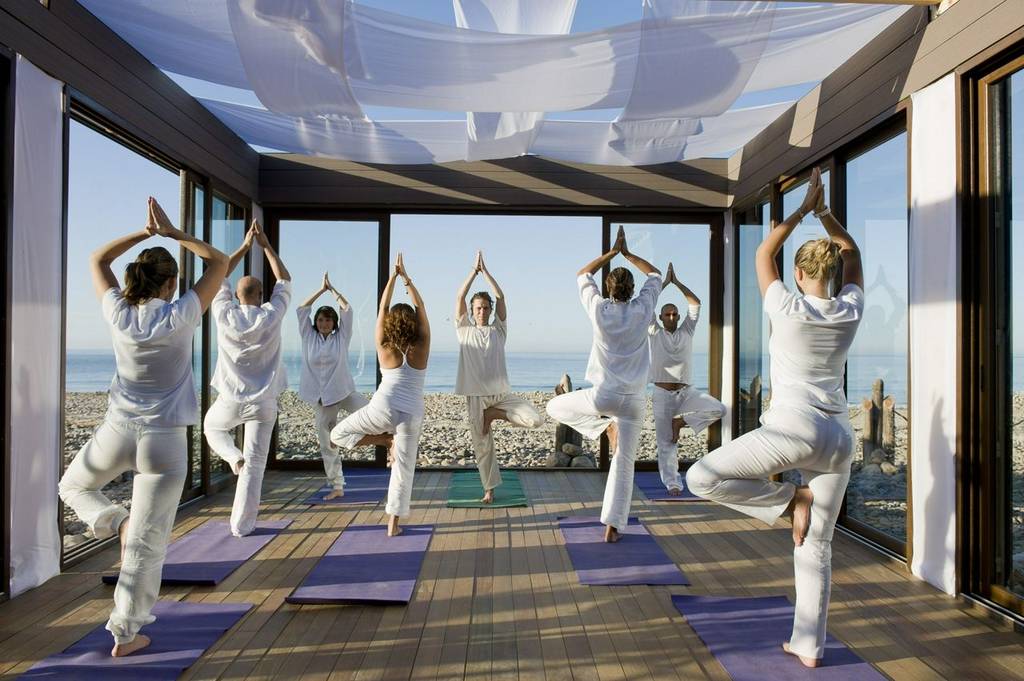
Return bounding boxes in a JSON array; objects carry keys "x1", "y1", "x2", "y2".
[
  {"x1": 332, "y1": 254, "x2": 429, "y2": 537},
  {"x1": 686, "y1": 168, "x2": 863, "y2": 668},
  {"x1": 546, "y1": 226, "x2": 661, "y2": 543},
  {"x1": 649, "y1": 262, "x2": 725, "y2": 495},
  {"x1": 297, "y1": 272, "x2": 368, "y2": 500},
  {"x1": 59, "y1": 198, "x2": 228, "y2": 657},
  {"x1": 204, "y1": 221, "x2": 291, "y2": 536},
  {"x1": 454, "y1": 251, "x2": 543, "y2": 503}
]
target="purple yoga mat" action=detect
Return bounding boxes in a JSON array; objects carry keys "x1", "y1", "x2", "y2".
[
  {"x1": 672, "y1": 595, "x2": 885, "y2": 680},
  {"x1": 303, "y1": 468, "x2": 391, "y2": 505},
  {"x1": 634, "y1": 471, "x2": 702, "y2": 502},
  {"x1": 286, "y1": 524, "x2": 433, "y2": 605},
  {"x1": 102, "y1": 519, "x2": 291, "y2": 586},
  {"x1": 559, "y1": 516, "x2": 689, "y2": 586},
  {"x1": 19, "y1": 600, "x2": 252, "y2": 680}
]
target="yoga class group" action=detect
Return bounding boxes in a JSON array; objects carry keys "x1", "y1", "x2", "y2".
[{"x1": 59, "y1": 167, "x2": 860, "y2": 669}]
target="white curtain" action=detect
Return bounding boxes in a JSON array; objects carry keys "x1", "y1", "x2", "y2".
[
  {"x1": 908, "y1": 73, "x2": 958, "y2": 597},
  {"x1": 9, "y1": 56, "x2": 64, "y2": 596},
  {"x1": 77, "y1": 0, "x2": 910, "y2": 164}
]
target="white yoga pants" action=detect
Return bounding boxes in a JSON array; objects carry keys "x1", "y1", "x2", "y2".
[
  {"x1": 58, "y1": 420, "x2": 187, "y2": 645},
  {"x1": 331, "y1": 402, "x2": 423, "y2": 518},
  {"x1": 466, "y1": 393, "x2": 543, "y2": 491},
  {"x1": 204, "y1": 397, "x2": 277, "y2": 537},
  {"x1": 652, "y1": 385, "x2": 726, "y2": 490},
  {"x1": 315, "y1": 392, "x2": 369, "y2": 490},
  {"x1": 685, "y1": 406, "x2": 854, "y2": 660},
  {"x1": 546, "y1": 387, "x2": 644, "y2": 531}
]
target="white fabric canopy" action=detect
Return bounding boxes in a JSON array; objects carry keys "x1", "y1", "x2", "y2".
[{"x1": 79, "y1": 0, "x2": 910, "y2": 165}]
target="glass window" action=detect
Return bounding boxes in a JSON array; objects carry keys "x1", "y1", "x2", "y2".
[
  {"x1": 278, "y1": 220, "x2": 379, "y2": 464},
  {"x1": 389, "y1": 214, "x2": 600, "y2": 469},
  {"x1": 186, "y1": 183, "x2": 205, "y2": 494},
  {"x1": 843, "y1": 132, "x2": 909, "y2": 545},
  {"x1": 63, "y1": 120, "x2": 180, "y2": 556},
  {"x1": 616, "y1": 222, "x2": 714, "y2": 462},
  {"x1": 736, "y1": 203, "x2": 771, "y2": 436}
]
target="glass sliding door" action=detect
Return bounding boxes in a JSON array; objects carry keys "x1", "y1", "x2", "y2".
[
  {"x1": 841, "y1": 131, "x2": 909, "y2": 549},
  {"x1": 62, "y1": 118, "x2": 180, "y2": 560},
  {"x1": 975, "y1": 57, "x2": 1024, "y2": 613},
  {"x1": 736, "y1": 202, "x2": 772, "y2": 437},
  {"x1": 610, "y1": 218, "x2": 724, "y2": 468},
  {"x1": 388, "y1": 214, "x2": 600, "y2": 469},
  {"x1": 181, "y1": 177, "x2": 205, "y2": 500},
  {"x1": 274, "y1": 218, "x2": 380, "y2": 467}
]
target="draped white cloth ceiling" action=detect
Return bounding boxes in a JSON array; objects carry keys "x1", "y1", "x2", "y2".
[{"x1": 78, "y1": 0, "x2": 910, "y2": 165}]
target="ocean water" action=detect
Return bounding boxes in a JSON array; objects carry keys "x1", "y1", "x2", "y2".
[{"x1": 61, "y1": 349, "x2": 959, "y2": 403}]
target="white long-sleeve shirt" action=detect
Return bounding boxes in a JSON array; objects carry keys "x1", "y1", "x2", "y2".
[
  {"x1": 296, "y1": 304, "x2": 357, "y2": 405},
  {"x1": 648, "y1": 304, "x2": 700, "y2": 384},
  {"x1": 103, "y1": 287, "x2": 202, "y2": 427},
  {"x1": 578, "y1": 272, "x2": 662, "y2": 394},
  {"x1": 210, "y1": 279, "x2": 291, "y2": 404}
]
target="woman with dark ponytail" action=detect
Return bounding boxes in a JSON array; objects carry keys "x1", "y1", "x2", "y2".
[
  {"x1": 58, "y1": 197, "x2": 228, "y2": 657},
  {"x1": 686, "y1": 168, "x2": 864, "y2": 668}
]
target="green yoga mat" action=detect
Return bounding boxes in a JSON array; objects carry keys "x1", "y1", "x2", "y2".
[{"x1": 447, "y1": 470, "x2": 529, "y2": 508}]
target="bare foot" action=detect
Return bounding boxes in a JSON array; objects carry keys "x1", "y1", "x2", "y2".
[
  {"x1": 782, "y1": 642, "x2": 821, "y2": 668},
  {"x1": 789, "y1": 486, "x2": 814, "y2": 547},
  {"x1": 230, "y1": 458, "x2": 244, "y2": 476},
  {"x1": 387, "y1": 515, "x2": 403, "y2": 537},
  {"x1": 606, "y1": 421, "x2": 619, "y2": 456},
  {"x1": 667, "y1": 487, "x2": 682, "y2": 497},
  {"x1": 604, "y1": 525, "x2": 621, "y2": 543},
  {"x1": 118, "y1": 517, "x2": 129, "y2": 564},
  {"x1": 481, "y1": 409, "x2": 498, "y2": 436},
  {"x1": 671, "y1": 416, "x2": 685, "y2": 444},
  {"x1": 481, "y1": 488, "x2": 495, "y2": 505},
  {"x1": 111, "y1": 634, "x2": 150, "y2": 657},
  {"x1": 387, "y1": 438, "x2": 396, "y2": 468},
  {"x1": 325, "y1": 488, "x2": 344, "y2": 501}
]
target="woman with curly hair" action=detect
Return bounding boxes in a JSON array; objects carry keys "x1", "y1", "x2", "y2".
[
  {"x1": 332, "y1": 253, "x2": 430, "y2": 536},
  {"x1": 686, "y1": 168, "x2": 864, "y2": 668},
  {"x1": 296, "y1": 271, "x2": 368, "y2": 500},
  {"x1": 58, "y1": 197, "x2": 228, "y2": 656}
]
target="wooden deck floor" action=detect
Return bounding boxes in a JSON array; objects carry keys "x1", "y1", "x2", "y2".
[{"x1": 2, "y1": 470, "x2": 1023, "y2": 680}]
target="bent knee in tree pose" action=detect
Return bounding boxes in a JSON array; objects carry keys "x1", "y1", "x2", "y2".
[
  {"x1": 545, "y1": 226, "x2": 661, "y2": 544},
  {"x1": 685, "y1": 168, "x2": 864, "y2": 668},
  {"x1": 58, "y1": 197, "x2": 228, "y2": 657},
  {"x1": 332, "y1": 253, "x2": 429, "y2": 537},
  {"x1": 205, "y1": 220, "x2": 291, "y2": 536},
  {"x1": 454, "y1": 250, "x2": 543, "y2": 504},
  {"x1": 648, "y1": 261, "x2": 725, "y2": 496},
  {"x1": 297, "y1": 269, "x2": 368, "y2": 501}
]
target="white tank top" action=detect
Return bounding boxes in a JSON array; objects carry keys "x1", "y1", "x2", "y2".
[{"x1": 373, "y1": 355, "x2": 426, "y2": 417}]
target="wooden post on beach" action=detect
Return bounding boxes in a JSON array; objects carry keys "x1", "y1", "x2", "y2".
[
  {"x1": 861, "y1": 379, "x2": 885, "y2": 462},
  {"x1": 882, "y1": 395, "x2": 896, "y2": 453}
]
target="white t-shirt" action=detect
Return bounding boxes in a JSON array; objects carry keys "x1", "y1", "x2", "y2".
[
  {"x1": 649, "y1": 304, "x2": 700, "y2": 384},
  {"x1": 211, "y1": 279, "x2": 291, "y2": 404},
  {"x1": 296, "y1": 304, "x2": 357, "y2": 405},
  {"x1": 454, "y1": 313, "x2": 511, "y2": 396},
  {"x1": 764, "y1": 280, "x2": 864, "y2": 413},
  {"x1": 103, "y1": 287, "x2": 202, "y2": 427},
  {"x1": 578, "y1": 272, "x2": 662, "y2": 394}
]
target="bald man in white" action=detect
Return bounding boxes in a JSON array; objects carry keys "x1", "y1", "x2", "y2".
[
  {"x1": 455, "y1": 251, "x2": 543, "y2": 503},
  {"x1": 649, "y1": 262, "x2": 725, "y2": 495},
  {"x1": 204, "y1": 221, "x2": 291, "y2": 536}
]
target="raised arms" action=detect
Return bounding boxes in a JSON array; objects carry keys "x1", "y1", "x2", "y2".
[
  {"x1": 663, "y1": 263, "x2": 701, "y2": 307},
  {"x1": 577, "y1": 226, "x2": 661, "y2": 278},
  {"x1": 814, "y1": 186, "x2": 864, "y2": 291},
  {"x1": 478, "y1": 253, "x2": 506, "y2": 321},
  {"x1": 755, "y1": 167, "x2": 822, "y2": 297},
  {"x1": 455, "y1": 253, "x2": 480, "y2": 321},
  {"x1": 148, "y1": 197, "x2": 228, "y2": 312},
  {"x1": 252, "y1": 221, "x2": 291, "y2": 283},
  {"x1": 225, "y1": 222, "x2": 255, "y2": 277}
]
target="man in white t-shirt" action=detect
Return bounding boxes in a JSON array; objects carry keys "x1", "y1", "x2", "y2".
[
  {"x1": 204, "y1": 221, "x2": 291, "y2": 536},
  {"x1": 455, "y1": 251, "x2": 543, "y2": 503},
  {"x1": 649, "y1": 262, "x2": 725, "y2": 495}
]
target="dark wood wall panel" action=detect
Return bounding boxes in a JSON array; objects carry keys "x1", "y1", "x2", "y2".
[
  {"x1": 731, "y1": 0, "x2": 1024, "y2": 201},
  {"x1": 260, "y1": 155, "x2": 730, "y2": 210},
  {"x1": 0, "y1": 0, "x2": 258, "y2": 199}
]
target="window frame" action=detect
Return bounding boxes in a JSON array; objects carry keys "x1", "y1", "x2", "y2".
[{"x1": 0, "y1": 44, "x2": 15, "y2": 604}]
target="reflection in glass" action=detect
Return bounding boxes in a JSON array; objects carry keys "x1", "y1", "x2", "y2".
[
  {"x1": 63, "y1": 121, "x2": 179, "y2": 552},
  {"x1": 844, "y1": 132, "x2": 909, "y2": 543},
  {"x1": 618, "y1": 223, "x2": 713, "y2": 462},
  {"x1": 390, "y1": 215, "x2": 600, "y2": 468},
  {"x1": 279, "y1": 220, "x2": 379, "y2": 463}
]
